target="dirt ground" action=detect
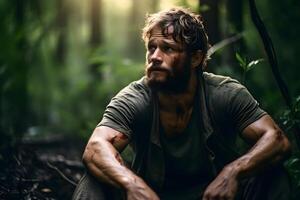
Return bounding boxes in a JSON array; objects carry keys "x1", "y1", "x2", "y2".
[
  {"x1": 0, "y1": 136, "x2": 86, "y2": 200},
  {"x1": 2, "y1": 135, "x2": 299, "y2": 200}
]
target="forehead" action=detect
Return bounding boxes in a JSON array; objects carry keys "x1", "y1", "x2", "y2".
[
  {"x1": 150, "y1": 25, "x2": 173, "y2": 38},
  {"x1": 148, "y1": 25, "x2": 180, "y2": 44}
]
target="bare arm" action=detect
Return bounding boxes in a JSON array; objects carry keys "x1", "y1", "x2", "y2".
[
  {"x1": 83, "y1": 126, "x2": 159, "y2": 199},
  {"x1": 228, "y1": 114, "x2": 291, "y2": 177},
  {"x1": 203, "y1": 115, "x2": 291, "y2": 200},
  {"x1": 82, "y1": 126, "x2": 130, "y2": 187}
]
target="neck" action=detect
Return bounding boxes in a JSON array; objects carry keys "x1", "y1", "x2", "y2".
[{"x1": 158, "y1": 71, "x2": 198, "y2": 113}]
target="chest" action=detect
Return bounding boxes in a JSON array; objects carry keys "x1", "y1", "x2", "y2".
[{"x1": 159, "y1": 107, "x2": 194, "y2": 136}]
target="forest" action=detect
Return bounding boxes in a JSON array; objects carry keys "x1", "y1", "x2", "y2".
[{"x1": 0, "y1": 0, "x2": 300, "y2": 199}]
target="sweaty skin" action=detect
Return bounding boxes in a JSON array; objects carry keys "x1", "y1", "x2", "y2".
[
  {"x1": 146, "y1": 26, "x2": 203, "y2": 136},
  {"x1": 202, "y1": 115, "x2": 291, "y2": 200},
  {"x1": 82, "y1": 25, "x2": 291, "y2": 200},
  {"x1": 83, "y1": 126, "x2": 160, "y2": 200}
]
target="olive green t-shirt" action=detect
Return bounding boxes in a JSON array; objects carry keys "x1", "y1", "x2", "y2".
[
  {"x1": 159, "y1": 92, "x2": 214, "y2": 199},
  {"x1": 98, "y1": 72, "x2": 267, "y2": 198},
  {"x1": 99, "y1": 73, "x2": 266, "y2": 138}
]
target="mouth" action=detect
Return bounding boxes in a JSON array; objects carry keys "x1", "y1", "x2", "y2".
[
  {"x1": 147, "y1": 65, "x2": 168, "y2": 73},
  {"x1": 147, "y1": 69, "x2": 168, "y2": 78},
  {"x1": 150, "y1": 68, "x2": 165, "y2": 73}
]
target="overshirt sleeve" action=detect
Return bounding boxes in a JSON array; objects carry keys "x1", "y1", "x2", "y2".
[{"x1": 226, "y1": 84, "x2": 267, "y2": 132}]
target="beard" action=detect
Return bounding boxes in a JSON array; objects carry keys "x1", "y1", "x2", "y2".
[{"x1": 145, "y1": 60, "x2": 191, "y2": 94}]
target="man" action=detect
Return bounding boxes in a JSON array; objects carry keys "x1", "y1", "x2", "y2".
[{"x1": 73, "y1": 7, "x2": 291, "y2": 200}]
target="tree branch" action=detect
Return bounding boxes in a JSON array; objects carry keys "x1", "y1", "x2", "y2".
[{"x1": 249, "y1": 0, "x2": 300, "y2": 147}]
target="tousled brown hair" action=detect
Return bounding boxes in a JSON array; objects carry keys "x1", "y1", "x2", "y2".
[{"x1": 142, "y1": 7, "x2": 210, "y2": 64}]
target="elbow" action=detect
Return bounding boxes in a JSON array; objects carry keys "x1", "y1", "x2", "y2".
[
  {"x1": 281, "y1": 135, "x2": 292, "y2": 159},
  {"x1": 82, "y1": 144, "x2": 91, "y2": 167},
  {"x1": 82, "y1": 140, "x2": 102, "y2": 167},
  {"x1": 274, "y1": 128, "x2": 292, "y2": 160}
]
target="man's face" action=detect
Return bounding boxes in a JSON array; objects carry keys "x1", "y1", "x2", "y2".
[{"x1": 145, "y1": 26, "x2": 192, "y2": 93}]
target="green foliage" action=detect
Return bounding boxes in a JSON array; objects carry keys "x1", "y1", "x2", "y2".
[
  {"x1": 35, "y1": 48, "x2": 144, "y2": 140},
  {"x1": 278, "y1": 96, "x2": 300, "y2": 199},
  {"x1": 235, "y1": 51, "x2": 300, "y2": 199},
  {"x1": 0, "y1": 0, "x2": 299, "y2": 195},
  {"x1": 285, "y1": 153, "x2": 300, "y2": 199},
  {"x1": 235, "y1": 53, "x2": 263, "y2": 72},
  {"x1": 280, "y1": 96, "x2": 300, "y2": 131},
  {"x1": 0, "y1": 0, "x2": 149, "y2": 147},
  {"x1": 235, "y1": 52, "x2": 263, "y2": 84},
  {"x1": 261, "y1": 0, "x2": 300, "y2": 95}
]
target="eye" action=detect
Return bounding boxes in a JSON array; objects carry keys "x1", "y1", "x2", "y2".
[
  {"x1": 163, "y1": 46, "x2": 175, "y2": 53},
  {"x1": 147, "y1": 44, "x2": 156, "y2": 53},
  {"x1": 166, "y1": 47, "x2": 174, "y2": 52}
]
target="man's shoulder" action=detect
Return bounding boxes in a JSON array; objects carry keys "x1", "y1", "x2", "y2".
[
  {"x1": 203, "y1": 72, "x2": 244, "y2": 91},
  {"x1": 99, "y1": 77, "x2": 152, "y2": 137},
  {"x1": 113, "y1": 76, "x2": 152, "y2": 109},
  {"x1": 117, "y1": 76, "x2": 150, "y2": 96},
  {"x1": 202, "y1": 72, "x2": 248, "y2": 110}
]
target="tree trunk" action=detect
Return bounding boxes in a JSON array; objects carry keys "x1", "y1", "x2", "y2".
[
  {"x1": 227, "y1": 0, "x2": 244, "y2": 33},
  {"x1": 199, "y1": 0, "x2": 221, "y2": 45},
  {"x1": 126, "y1": 0, "x2": 144, "y2": 60},
  {"x1": 222, "y1": 0, "x2": 245, "y2": 67},
  {"x1": 88, "y1": 0, "x2": 103, "y2": 78},
  {"x1": 55, "y1": 0, "x2": 68, "y2": 64},
  {"x1": 14, "y1": 0, "x2": 28, "y2": 135},
  {"x1": 7, "y1": 0, "x2": 28, "y2": 139},
  {"x1": 90, "y1": 0, "x2": 102, "y2": 47},
  {"x1": 199, "y1": 0, "x2": 221, "y2": 70}
]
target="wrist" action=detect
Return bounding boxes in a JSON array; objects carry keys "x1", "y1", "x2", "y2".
[
  {"x1": 120, "y1": 175, "x2": 146, "y2": 191},
  {"x1": 223, "y1": 162, "x2": 242, "y2": 180},
  {"x1": 119, "y1": 175, "x2": 135, "y2": 190}
]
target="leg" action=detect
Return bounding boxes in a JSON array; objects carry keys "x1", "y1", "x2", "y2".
[
  {"x1": 238, "y1": 165, "x2": 291, "y2": 200},
  {"x1": 72, "y1": 172, "x2": 124, "y2": 200}
]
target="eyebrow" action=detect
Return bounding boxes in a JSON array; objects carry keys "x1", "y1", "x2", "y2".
[{"x1": 148, "y1": 38, "x2": 179, "y2": 46}]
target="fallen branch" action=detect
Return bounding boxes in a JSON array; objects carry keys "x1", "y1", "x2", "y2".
[
  {"x1": 46, "y1": 162, "x2": 77, "y2": 187},
  {"x1": 39, "y1": 155, "x2": 83, "y2": 169}
]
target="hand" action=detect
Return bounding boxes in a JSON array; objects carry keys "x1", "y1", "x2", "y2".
[
  {"x1": 125, "y1": 178, "x2": 160, "y2": 200},
  {"x1": 203, "y1": 167, "x2": 238, "y2": 200}
]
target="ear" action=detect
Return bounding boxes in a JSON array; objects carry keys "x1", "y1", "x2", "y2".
[{"x1": 191, "y1": 50, "x2": 204, "y2": 69}]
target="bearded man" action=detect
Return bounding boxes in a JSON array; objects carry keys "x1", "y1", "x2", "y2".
[{"x1": 73, "y1": 7, "x2": 291, "y2": 200}]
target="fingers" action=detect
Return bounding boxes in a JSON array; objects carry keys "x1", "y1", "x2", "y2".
[{"x1": 203, "y1": 192, "x2": 234, "y2": 200}]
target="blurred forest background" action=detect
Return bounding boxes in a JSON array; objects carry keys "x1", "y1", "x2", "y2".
[{"x1": 1, "y1": 0, "x2": 300, "y2": 199}]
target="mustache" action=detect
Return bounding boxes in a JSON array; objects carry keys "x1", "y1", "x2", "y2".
[{"x1": 146, "y1": 64, "x2": 169, "y2": 72}]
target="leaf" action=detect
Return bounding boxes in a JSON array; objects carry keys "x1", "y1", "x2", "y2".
[
  {"x1": 286, "y1": 157, "x2": 300, "y2": 166},
  {"x1": 246, "y1": 58, "x2": 264, "y2": 71},
  {"x1": 235, "y1": 52, "x2": 246, "y2": 69}
]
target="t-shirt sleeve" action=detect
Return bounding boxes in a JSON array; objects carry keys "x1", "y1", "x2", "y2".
[
  {"x1": 97, "y1": 81, "x2": 150, "y2": 139},
  {"x1": 226, "y1": 84, "x2": 267, "y2": 132}
]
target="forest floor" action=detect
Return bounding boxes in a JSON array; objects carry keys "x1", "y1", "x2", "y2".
[
  {"x1": 1, "y1": 133, "x2": 300, "y2": 200},
  {"x1": 0, "y1": 134, "x2": 86, "y2": 200}
]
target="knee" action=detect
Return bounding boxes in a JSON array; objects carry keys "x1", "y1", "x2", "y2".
[
  {"x1": 72, "y1": 172, "x2": 124, "y2": 200},
  {"x1": 238, "y1": 166, "x2": 291, "y2": 200}
]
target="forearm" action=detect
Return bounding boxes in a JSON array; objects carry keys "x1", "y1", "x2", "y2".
[
  {"x1": 225, "y1": 129, "x2": 290, "y2": 180},
  {"x1": 83, "y1": 139, "x2": 145, "y2": 190},
  {"x1": 203, "y1": 116, "x2": 291, "y2": 200}
]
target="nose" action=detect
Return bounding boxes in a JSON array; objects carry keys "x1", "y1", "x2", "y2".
[{"x1": 150, "y1": 48, "x2": 163, "y2": 64}]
